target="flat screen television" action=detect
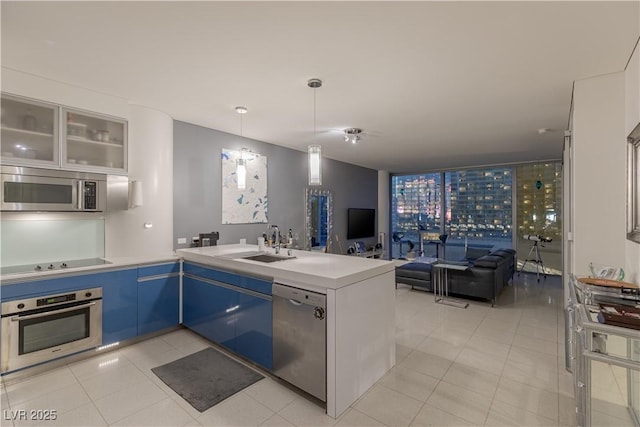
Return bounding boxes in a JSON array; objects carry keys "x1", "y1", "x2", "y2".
[{"x1": 347, "y1": 208, "x2": 376, "y2": 240}]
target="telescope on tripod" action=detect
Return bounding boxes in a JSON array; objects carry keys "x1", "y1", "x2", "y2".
[
  {"x1": 518, "y1": 234, "x2": 552, "y2": 282},
  {"x1": 523, "y1": 234, "x2": 552, "y2": 243}
]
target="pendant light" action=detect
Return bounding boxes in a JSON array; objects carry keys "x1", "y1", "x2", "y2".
[
  {"x1": 308, "y1": 78, "x2": 322, "y2": 186},
  {"x1": 235, "y1": 106, "x2": 248, "y2": 190}
]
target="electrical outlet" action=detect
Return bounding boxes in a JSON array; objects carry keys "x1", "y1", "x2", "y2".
[{"x1": 177, "y1": 237, "x2": 187, "y2": 244}]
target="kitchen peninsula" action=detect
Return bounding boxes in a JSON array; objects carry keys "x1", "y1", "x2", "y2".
[{"x1": 177, "y1": 244, "x2": 396, "y2": 418}]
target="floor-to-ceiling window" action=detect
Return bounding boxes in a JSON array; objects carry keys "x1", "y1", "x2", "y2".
[
  {"x1": 391, "y1": 163, "x2": 563, "y2": 275},
  {"x1": 391, "y1": 167, "x2": 512, "y2": 260},
  {"x1": 391, "y1": 173, "x2": 442, "y2": 258},
  {"x1": 515, "y1": 162, "x2": 562, "y2": 274},
  {"x1": 445, "y1": 168, "x2": 513, "y2": 259}
]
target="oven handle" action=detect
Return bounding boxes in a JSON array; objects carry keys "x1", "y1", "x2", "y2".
[{"x1": 11, "y1": 301, "x2": 97, "y2": 322}]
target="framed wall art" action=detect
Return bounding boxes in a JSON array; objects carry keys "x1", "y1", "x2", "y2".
[{"x1": 221, "y1": 148, "x2": 268, "y2": 224}]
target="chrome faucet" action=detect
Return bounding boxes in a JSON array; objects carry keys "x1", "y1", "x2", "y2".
[{"x1": 271, "y1": 225, "x2": 280, "y2": 254}]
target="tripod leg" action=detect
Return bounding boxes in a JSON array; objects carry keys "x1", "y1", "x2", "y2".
[
  {"x1": 518, "y1": 243, "x2": 536, "y2": 276},
  {"x1": 532, "y1": 243, "x2": 542, "y2": 282},
  {"x1": 535, "y1": 244, "x2": 547, "y2": 280}
]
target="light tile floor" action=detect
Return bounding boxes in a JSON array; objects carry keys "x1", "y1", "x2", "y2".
[{"x1": 0, "y1": 273, "x2": 620, "y2": 426}]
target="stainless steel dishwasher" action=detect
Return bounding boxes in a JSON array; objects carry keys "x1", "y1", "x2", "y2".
[{"x1": 272, "y1": 283, "x2": 326, "y2": 402}]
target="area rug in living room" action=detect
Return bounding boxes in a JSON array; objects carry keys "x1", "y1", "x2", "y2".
[{"x1": 151, "y1": 347, "x2": 264, "y2": 412}]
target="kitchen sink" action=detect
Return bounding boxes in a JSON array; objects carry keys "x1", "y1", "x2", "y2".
[
  {"x1": 242, "y1": 254, "x2": 296, "y2": 263},
  {"x1": 218, "y1": 250, "x2": 296, "y2": 263}
]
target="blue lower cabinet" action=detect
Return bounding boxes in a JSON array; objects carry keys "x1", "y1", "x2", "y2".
[
  {"x1": 101, "y1": 269, "x2": 138, "y2": 345},
  {"x1": 1, "y1": 269, "x2": 138, "y2": 348},
  {"x1": 181, "y1": 263, "x2": 273, "y2": 369},
  {"x1": 137, "y1": 276, "x2": 180, "y2": 336},
  {"x1": 182, "y1": 276, "x2": 236, "y2": 350},
  {"x1": 235, "y1": 293, "x2": 273, "y2": 369}
]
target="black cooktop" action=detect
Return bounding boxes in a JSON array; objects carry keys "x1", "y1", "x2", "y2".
[{"x1": 1, "y1": 258, "x2": 111, "y2": 275}]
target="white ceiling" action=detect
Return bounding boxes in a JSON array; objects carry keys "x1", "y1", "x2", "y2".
[{"x1": 2, "y1": 1, "x2": 638, "y2": 173}]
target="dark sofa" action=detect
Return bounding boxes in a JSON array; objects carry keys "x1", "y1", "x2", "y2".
[{"x1": 395, "y1": 248, "x2": 516, "y2": 306}]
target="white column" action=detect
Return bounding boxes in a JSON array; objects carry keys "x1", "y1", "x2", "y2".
[
  {"x1": 105, "y1": 105, "x2": 174, "y2": 257},
  {"x1": 572, "y1": 72, "x2": 626, "y2": 277},
  {"x1": 377, "y1": 170, "x2": 390, "y2": 259}
]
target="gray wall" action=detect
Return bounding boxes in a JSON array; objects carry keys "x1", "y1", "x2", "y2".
[{"x1": 173, "y1": 121, "x2": 379, "y2": 252}]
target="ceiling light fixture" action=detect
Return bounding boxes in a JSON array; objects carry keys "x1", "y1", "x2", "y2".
[
  {"x1": 236, "y1": 106, "x2": 248, "y2": 190},
  {"x1": 344, "y1": 128, "x2": 362, "y2": 144},
  {"x1": 308, "y1": 78, "x2": 322, "y2": 186}
]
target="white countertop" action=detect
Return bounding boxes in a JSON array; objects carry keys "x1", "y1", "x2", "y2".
[
  {"x1": 2, "y1": 245, "x2": 395, "y2": 290},
  {"x1": 178, "y1": 244, "x2": 395, "y2": 290},
  {"x1": 1, "y1": 254, "x2": 179, "y2": 285}
]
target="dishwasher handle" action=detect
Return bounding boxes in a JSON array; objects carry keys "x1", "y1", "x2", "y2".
[{"x1": 273, "y1": 283, "x2": 326, "y2": 308}]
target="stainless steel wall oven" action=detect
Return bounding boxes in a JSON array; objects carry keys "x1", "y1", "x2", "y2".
[{"x1": 1, "y1": 287, "x2": 102, "y2": 373}]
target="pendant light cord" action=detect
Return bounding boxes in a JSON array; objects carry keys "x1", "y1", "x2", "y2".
[{"x1": 307, "y1": 78, "x2": 322, "y2": 146}]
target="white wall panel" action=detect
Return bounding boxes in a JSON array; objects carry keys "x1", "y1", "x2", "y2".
[
  {"x1": 105, "y1": 105, "x2": 173, "y2": 257},
  {"x1": 572, "y1": 72, "x2": 626, "y2": 276},
  {"x1": 378, "y1": 170, "x2": 390, "y2": 258},
  {"x1": 332, "y1": 270, "x2": 395, "y2": 417}
]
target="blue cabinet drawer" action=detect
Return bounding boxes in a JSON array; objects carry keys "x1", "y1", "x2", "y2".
[
  {"x1": 0, "y1": 269, "x2": 132, "y2": 301},
  {"x1": 138, "y1": 262, "x2": 180, "y2": 278},
  {"x1": 183, "y1": 262, "x2": 271, "y2": 295},
  {"x1": 239, "y1": 276, "x2": 272, "y2": 296},
  {"x1": 183, "y1": 262, "x2": 241, "y2": 287}
]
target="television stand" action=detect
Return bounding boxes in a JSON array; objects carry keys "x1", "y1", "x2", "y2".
[{"x1": 349, "y1": 248, "x2": 382, "y2": 259}]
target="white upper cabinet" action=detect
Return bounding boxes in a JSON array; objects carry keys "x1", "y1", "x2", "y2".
[
  {"x1": 1, "y1": 93, "x2": 128, "y2": 174},
  {"x1": 1, "y1": 94, "x2": 58, "y2": 167},
  {"x1": 62, "y1": 108, "x2": 127, "y2": 172}
]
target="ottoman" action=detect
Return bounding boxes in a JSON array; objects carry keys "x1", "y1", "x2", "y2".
[{"x1": 395, "y1": 262, "x2": 434, "y2": 291}]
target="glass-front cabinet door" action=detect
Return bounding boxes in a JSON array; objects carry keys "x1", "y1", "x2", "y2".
[
  {"x1": 0, "y1": 94, "x2": 58, "y2": 166},
  {"x1": 62, "y1": 108, "x2": 127, "y2": 172}
]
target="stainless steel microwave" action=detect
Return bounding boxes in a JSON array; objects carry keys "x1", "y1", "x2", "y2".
[{"x1": 1, "y1": 166, "x2": 107, "y2": 212}]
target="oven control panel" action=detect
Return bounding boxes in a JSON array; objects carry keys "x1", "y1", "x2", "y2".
[
  {"x1": 1, "y1": 287, "x2": 102, "y2": 314},
  {"x1": 37, "y1": 293, "x2": 77, "y2": 307}
]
